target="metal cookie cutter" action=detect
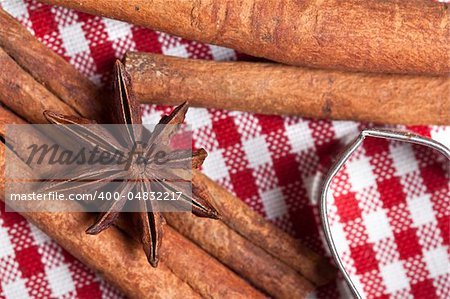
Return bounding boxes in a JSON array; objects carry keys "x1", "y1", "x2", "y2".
[{"x1": 320, "y1": 128, "x2": 450, "y2": 299}]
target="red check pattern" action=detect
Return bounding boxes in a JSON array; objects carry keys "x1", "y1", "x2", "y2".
[{"x1": 0, "y1": 1, "x2": 449, "y2": 298}]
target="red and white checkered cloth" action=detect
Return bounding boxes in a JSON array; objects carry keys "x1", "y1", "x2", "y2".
[{"x1": 0, "y1": 1, "x2": 449, "y2": 298}]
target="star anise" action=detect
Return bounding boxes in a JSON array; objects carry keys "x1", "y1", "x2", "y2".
[{"x1": 40, "y1": 60, "x2": 219, "y2": 267}]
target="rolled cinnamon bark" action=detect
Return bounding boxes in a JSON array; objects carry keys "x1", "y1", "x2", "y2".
[
  {"x1": 0, "y1": 106, "x2": 25, "y2": 133},
  {"x1": 115, "y1": 219, "x2": 266, "y2": 299},
  {"x1": 161, "y1": 226, "x2": 265, "y2": 298},
  {"x1": 0, "y1": 47, "x2": 79, "y2": 124},
  {"x1": 193, "y1": 171, "x2": 337, "y2": 286},
  {"x1": 0, "y1": 8, "x2": 106, "y2": 121},
  {"x1": 124, "y1": 52, "x2": 450, "y2": 125},
  {"x1": 0, "y1": 144, "x2": 201, "y2": 299},
  {"x1": 0, "y1": 107, "x2": 55, "y2": 173},
  {"x1": 164, "y1": 212, "x2": 314, "y2": 299},
  {"x1": 40, "y1": 0, "x2": 449, "y2": 75}
]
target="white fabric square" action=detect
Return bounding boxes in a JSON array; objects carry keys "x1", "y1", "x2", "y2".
[
  {"x1": 162, "y1": 45, "x2": 189, "y2": 58},
  {"x1": 185, "y1": 108, "x2": 212, "y2": 131},
  {"x1": 243, "y1": 136, "x2": 271, "y2": 168},
  {"x1": 142, "y1": 113, "x2": 163, "y2": 126},
  {"x1": 103, "y1": 18, "x2": 132, "y2": 40},
  {"x1": 260, "y1": 188, "x2": 287, "y2": 220},
  {"x1": 332, "y1": 121, "x2": 359, "y2": 140},
  {"x1": 390, "y1": 144, "x2": 419, "y2": 176},
  {"x1": 0, "y1": 226, "x2": 14, "y2": 259},
  {"x1": 208, "y1": 45, "x2": 236, "y2": 61},
  {"x1": 1, "y1": 0, "x2": 28, "y2": 19},
  {"x1": 285, "y1": 122, "x2": 314, "y2": 153},
  {"x1": 430, "y1": 127, "x2": 450, "y2": 149},
  {"x1": 380, "y1": 261, "x2": 409, "y2": 293},
  {"x1": 423, "y1": 247, "x2": 449, "y2": 278},
  {"x1": 2, "y1": 278, "x2": 30, "y2": 299},
  {"x1": 59, "y1": 23, "x2": 90, "y2": 56},
  {"x1": 29, "y1": 224, "x2": 50, "y2": 246},
  {"x1": 201, "y1": 149, "x2": 229, "y2": 181},
  {"x1": 363, "y1": 209, "x2": 393, "y2": 242},
  {"x1": 46, "y1": 264, "x2": 75, "y2": 297},
  {"x1": 232, "y1": 113, "x2": 261, "y2": 141},
  {"x1": 330, "y1": 222, "x2": 349, "y2": 255},
  {"x1": 346, "y1": 156, "x2": 375, "y2": 192},
  {"x1": 407, "y1": 194, "x2": 436, "y2": 227}
]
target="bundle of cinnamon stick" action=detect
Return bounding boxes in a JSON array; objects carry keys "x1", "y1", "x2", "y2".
[
  {"x1": 0, "y1": 7, "x2": 336, "y2": 299},
  {"x1": 37, "y1": 0, "x2": 450, "y2": 125},
  {"x1": 39, "y1": 0, "x2": 450, "y2": 75}
]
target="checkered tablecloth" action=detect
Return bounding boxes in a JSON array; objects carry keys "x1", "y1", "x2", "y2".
[{"x1": 0, "y1": 1, "x2": 449, "y2": 298}]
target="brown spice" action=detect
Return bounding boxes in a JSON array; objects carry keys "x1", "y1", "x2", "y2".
[
  {"x1": 0, "y1": 8, "x2": 105, "y2": 121},
  {"x1": 0, "y1": 47, "x2": 79, "y2": 124},
  {"x1": 124, "y1": 52, "x2": 450, "y2": 125},
  {"x1": 40, "y1": 0, "x2": 450, "y2": 75},
  {"x1": 165, "y1": 212, "x2": 315, "y2": 299}
]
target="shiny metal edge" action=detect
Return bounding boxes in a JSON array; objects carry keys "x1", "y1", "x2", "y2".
[{"x1": 320, "y1": 128, "x2": 450, "y2": 299}]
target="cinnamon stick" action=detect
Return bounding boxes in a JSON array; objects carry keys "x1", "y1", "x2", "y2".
[
  {"x1": 161, "y1": 226, "x2": 265, "y2": 298},
  {"x1": 0, "y1": 106, "x2": 25, "y2": 134},
  {"x1": 0, "y1": 47, "x2": 79, "y2": 124},
  {"x1": 0, "y1": 144, "x2": 201, "y2": 299},
  {"x1": 164, "y1": 212, "x2": 314, "y2": 299},
  {"x1": 0, "y1": 8, "x2": 106, "y2": 121},
  {"x1": 0, "y1": 107, "x2": 51, "y2": 172},
  {"x1": 115, "y1": 218, "x2": 265, "y2": 299},
  {"x1": 124, "y1": 52, "x2": 450, "y2": 125},
  {"x1": 40, "y1": 0, "x2": 449, "y2": 75}
]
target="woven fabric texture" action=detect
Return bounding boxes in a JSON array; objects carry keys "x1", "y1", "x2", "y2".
[{"x1": 0, "y1": 0, "x2": 449, "y2": 298}]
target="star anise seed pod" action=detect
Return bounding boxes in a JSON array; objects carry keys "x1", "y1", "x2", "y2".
[{"x1": 40, "y1": 60, "x2": 220, "y2": 267}]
